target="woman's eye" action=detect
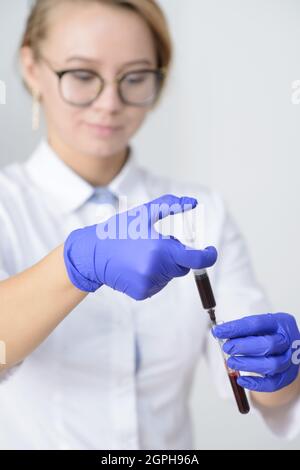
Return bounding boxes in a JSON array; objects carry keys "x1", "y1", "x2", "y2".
[
  {"x1": 71, "y1": 71, "x2": 95, "y2": 82},
  {"x1": 126, "y1": 74, "x2": 147, "y2": 85}
]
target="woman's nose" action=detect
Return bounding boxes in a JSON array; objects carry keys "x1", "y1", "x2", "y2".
[{"x1": 92, "y1": 81, "x2": 123, "y2": 112}]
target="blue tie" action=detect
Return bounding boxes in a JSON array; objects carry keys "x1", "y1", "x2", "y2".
[{"x1": 88, "y1": 186, "x2": 118, "y2": 208}]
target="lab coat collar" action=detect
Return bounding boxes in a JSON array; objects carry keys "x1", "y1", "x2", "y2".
[{"x1": 24, "y1": 138, "x2": 146, "y2": 214}]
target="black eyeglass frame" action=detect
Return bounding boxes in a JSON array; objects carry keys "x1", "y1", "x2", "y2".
[{"x1": 39, "y1": 55, "x2": 166, "y2": 108}]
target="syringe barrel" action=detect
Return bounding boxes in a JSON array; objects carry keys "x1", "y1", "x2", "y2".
[{"x1": 194, "y1": 270, "x2": 216, "y2": 310}]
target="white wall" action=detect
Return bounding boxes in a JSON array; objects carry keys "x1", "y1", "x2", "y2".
[{"x1": 1, "y1": 0, "x2": 300, "y2": 449}]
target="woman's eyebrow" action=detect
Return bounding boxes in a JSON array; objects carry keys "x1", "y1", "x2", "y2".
[{"x1": 65, "y1": 56, "x2": 153, "y2": 68}]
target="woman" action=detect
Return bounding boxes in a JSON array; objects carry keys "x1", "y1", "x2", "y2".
[{"x1": 0, "y1": 0, "x2": 299, "y2": 450}]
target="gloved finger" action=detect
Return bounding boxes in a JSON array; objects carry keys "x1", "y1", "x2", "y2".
[
  {"x1": 213, "y1": 314, "x2": 277, "y2": 340},
  {"x1": 146, "y1": 194, "x2": 198, "y2": 225},
  {"x1": 237, "y1": 368, "x2": 298, "y2": 392},
  {"x1": 223, "y1": 334, "x2": 290, "y2": 357},
  {"x1": 227, "y1": 350, "x2": 292, "y2": 376},
  {"x1": 169, "y1": 238, "x2": 218, "y2": 269},
  {"x1": 169, "y1": 261, "x2": 191, "y2": 278}
]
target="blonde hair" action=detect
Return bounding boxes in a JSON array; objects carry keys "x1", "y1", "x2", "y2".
[{"x1": 20, "y1": 0, "x2": 173, "y2": 103}]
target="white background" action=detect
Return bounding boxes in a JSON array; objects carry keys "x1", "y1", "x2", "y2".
[{"x1": 1, "y1": 0, "x2": 300, "y2": 449}]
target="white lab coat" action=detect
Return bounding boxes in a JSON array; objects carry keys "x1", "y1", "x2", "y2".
[{"x1": 0, "y1": 139, "x2": 299, "y2": 450}]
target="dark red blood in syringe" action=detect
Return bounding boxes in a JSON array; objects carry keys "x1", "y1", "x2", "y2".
[
  {"x1": 194, "y1": 274, "x2": 216, "y2": 310},
  {"x1": 228, "y1": 371, "x2": 250, "y2": 415}
]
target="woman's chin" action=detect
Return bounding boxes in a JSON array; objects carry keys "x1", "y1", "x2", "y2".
[{"x1": 77, "y1": 138, "x2": 125, "y2": 159}]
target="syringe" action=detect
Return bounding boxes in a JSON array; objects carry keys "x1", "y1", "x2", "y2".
[
  {"x1": 193, "y1": 268, "x2": 217, "y2": 326},
  {"x1": 193, "y1": 268, "x2": 250, "y2": 415}
]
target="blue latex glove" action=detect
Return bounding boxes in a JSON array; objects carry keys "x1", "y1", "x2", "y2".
[
  {"x1": 64, "y1": 194, "x2": 218, "y2": 300},
  {"x1": 213, "y1": 313, "x2": 300, "y2": 392}
]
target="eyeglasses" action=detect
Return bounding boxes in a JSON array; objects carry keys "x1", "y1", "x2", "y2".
[{"x1": 39, "y1": 55, "x2": 166, "y2": 108}]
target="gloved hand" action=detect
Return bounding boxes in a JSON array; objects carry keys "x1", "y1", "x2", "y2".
[
  {"x1": 213, "y1": 313, "x2": 300, "y2": 392},
  {"x1": 64, "y1": 194, "x2": 218, "y2": 300}
]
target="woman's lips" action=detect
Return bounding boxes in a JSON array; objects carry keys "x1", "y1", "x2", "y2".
[{"x1": 85, "y1": 122, "x2": 123, "y2": 137}]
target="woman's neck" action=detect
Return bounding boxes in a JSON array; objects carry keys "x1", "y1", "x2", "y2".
[{"x1": 47, "y1": 135, "x2": 129, "y2": 187}]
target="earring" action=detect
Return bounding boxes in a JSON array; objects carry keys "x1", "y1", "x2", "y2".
[{"x1": 32, "y1": 89, "x2": 41, "y2": 131}]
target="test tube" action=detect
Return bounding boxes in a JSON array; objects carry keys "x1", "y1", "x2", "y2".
[
  {"x1": 216, "y1": 336, "x2": 250, "y2": 415},
  {"x1": 193, "y1": 269, "x2": 250, "y2": 415}
]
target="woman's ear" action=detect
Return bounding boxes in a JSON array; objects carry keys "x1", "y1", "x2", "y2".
[{"x1": 20, "y1": 46, "x2": 41, "y2": 95}]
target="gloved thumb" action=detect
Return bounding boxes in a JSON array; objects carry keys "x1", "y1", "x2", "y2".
[{"x1": 170, "y1": 240, "x2": 218, "y2": 269}]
